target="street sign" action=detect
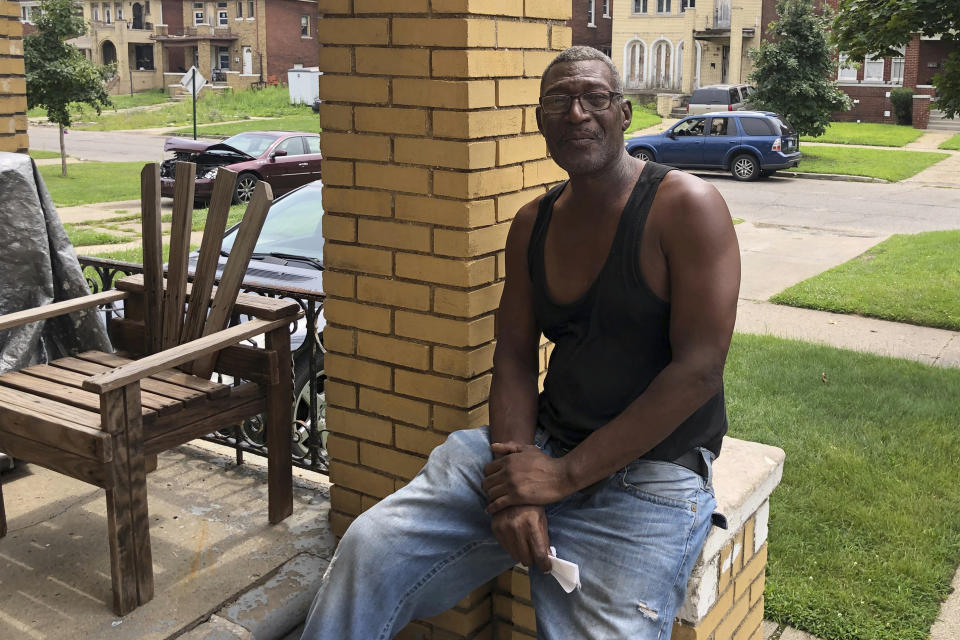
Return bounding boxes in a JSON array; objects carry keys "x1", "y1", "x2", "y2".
[{"x1": 179, "y1": 66, "x2": 207, "y2": 96}]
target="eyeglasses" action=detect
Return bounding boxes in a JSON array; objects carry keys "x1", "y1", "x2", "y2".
[{"x1": 538, "y1": 91, "x2": 622, "y2": 115}]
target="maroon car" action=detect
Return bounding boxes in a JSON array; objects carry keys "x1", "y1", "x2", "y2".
[{"x1": 160, "y1": 131, "x2": 322, "y2": 204}]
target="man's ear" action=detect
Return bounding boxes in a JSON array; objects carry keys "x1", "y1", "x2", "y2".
[
  {"x1": 535, "y1": 106, "x2": 544, "y2": 135},
  {"x1": 621, "y1": 98, "x2": 633, "y2": 132}
]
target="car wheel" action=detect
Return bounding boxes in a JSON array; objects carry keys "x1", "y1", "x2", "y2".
[
  {"x1": 292, "y1": 351, "x2": 326, "y2": 459},
  {"x1": 731, "y1": 154, "x2": 759, "y2": 181},
  {"x1": 234, "y1": 351, "x2": 326, "y2": 460},
  {"x1": 234, "y1": 172, "x2": 259, "y2": 204},
  {"x1": 630, "y1": 148, "x2": 654, "y2": 162}
]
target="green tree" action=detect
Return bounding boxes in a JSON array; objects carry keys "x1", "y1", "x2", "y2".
[
  {"x1": 833, "y1": 0, "x2": 960, "y2": 118},
  {"x1": 24, "y1": 0, "x2": 112, "y2": 176},
  {"x1": 748, "y1": 0, "x2": 851, "y2": 142}
]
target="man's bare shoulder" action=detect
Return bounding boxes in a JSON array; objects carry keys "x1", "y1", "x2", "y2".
[
  {"x1": 654, "y1": 168, "x2": 730, "y2": 225},
  {"x1": 506, "y1": 192, "x2": 547, "y2": 248}
]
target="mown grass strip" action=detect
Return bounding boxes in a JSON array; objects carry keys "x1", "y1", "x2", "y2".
[
  {"x1": 28, "y1": 149, "x2": 62, "y2": 159},
  {"x1": 726, "y1": 333, "x2": 960, "y2": 640},
  {"x1": 625, "y1": 103, "x2": 662, "y2": 135},
  {"x1": 939, "y1": 132, "x2": 960, "y2": 151},
  {"x1": 38, "y1": 162, "x2": 145, "y2": 206},
  {"x1": 771, "y1": 230, "x2": 960, "y2": 331},
  {"x1": 797, "y1": 146, "x2": 948, "y2": 181},
  {"x1": 64, "y1": 224, "x2": 132, "y2": 247},
  {"x1": 800, "y1": 122, "x2": 923, "y2": 147}
]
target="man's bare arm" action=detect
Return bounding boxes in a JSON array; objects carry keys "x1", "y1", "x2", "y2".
[
  {"x1": 486, "y1": 199, "x2": 554, "y2": 571},
  {"x1": 483, "y1": 174, "x2": 740, "y2": 509}
]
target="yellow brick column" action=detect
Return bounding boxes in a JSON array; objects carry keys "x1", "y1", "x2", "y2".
[
  {"x1": 316, "y1": 0, "x2": 569, "y2": 637},
  {"x1": 0, "y1": 0, "x2": 27, "y2": 153}
]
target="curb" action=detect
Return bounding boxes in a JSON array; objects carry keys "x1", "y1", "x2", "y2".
[
  {"x1": 174, "y1": 551, "x2": 329, "y2": 640},
  {"x1": 778, "y1": 171, "x2": 888, "y2": 183}
]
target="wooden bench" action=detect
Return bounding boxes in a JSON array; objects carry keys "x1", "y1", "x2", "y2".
[{"x1": 0, "y1": 163, "x2": 301, "y2": 615}]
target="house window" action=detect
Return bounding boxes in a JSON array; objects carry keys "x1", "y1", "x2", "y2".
[
  {"x1": 633, "y1": 0, "x2": 648, "y2": 12},
  {"x1": 194, "y1": 2, "x2": 204, "y2": 25},
  {"x1": 218, "y1": 46, "x2": 230, "y2": 70},
  {"x1": 93, "y1": 6, "x2": 99, "y2": 21},
  {"x1": 104, "y1": 6, "x2": 111, "y2": 23},
  {"x1": 657, "y1": 0, "x2": 672, "y2": 13},
  {"x1": 682, "y1": 0, "x2": 695, "y2": 10},
  {"x1": 587, "y1": 0, "x2": 595, "y2": 26},
  {"x1": 837, "y1": 54, "x2": 857, "y2": 81},
  {"x1": 301, "y1": 15, "x2": 310, "y2": 37},
  {"x1": 248, "y1": 1, "x2": 255, "y2": 18},
  {"x1": 115, "y1": 2, "x2": 122, "y2": 20},
  {"x1": 237, "y1": 1, "x2": 242, "y2": 17},
  {"x1": 602, "y1": 0, "x2": 610, "y2": 17},
  {"x1": 863, "y1": 56, "x2": 884, "y2": 82},
  {"x1": 890, "y1": 49, "x2": 905, "y2": 84},
  {"x1": 626, "y1": 40, "x2": 645, "y2": 87},
  {"x1": 145, "y1": 1, "x2": 150, "y2": 14},
  {"x1": 218, "y1": 2, "x2": 228, "y2": 26},
  {"x1": 20, "y1": 5, "x2": 28, "y2": 22}
]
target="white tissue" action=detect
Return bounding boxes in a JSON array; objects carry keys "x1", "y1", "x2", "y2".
[{"x1": 548, "y1": 546, "x2": 581, "y2": 593}]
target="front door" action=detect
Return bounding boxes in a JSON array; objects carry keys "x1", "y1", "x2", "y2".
[
  {"x1": 132, "y1": 2, "x2": 144, "y2": 29},
  {"x1": 702, "y1": 116, "x2": 738, "y2": 166},
  {"x1": 243, "y1": 47, "x2": 252, "y2": 75}
]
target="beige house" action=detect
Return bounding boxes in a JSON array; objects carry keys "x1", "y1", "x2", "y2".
[{"x1": 612, "y1": 0, "x2": 769, "y2": 95}]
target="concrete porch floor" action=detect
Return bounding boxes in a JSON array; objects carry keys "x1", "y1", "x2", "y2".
[{"x1": 0, "y1": 443, "x2": 333, "y2": 639}]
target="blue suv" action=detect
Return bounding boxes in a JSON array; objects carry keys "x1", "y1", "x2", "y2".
[{"x1": 625, "y1": 111, "x2": 801, "y2": 181}]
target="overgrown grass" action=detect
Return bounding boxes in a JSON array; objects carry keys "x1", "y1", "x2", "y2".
[
  {"x1": 625, "y1": 103, "x2": 662, "y2": 135},
  {"x1": 38, "y1": 162, "x2": 145, "y2": 206},
  {"x1": 28, "y1": 89, "x2": 171, "y2": 119},
  {"x1": 939, "y1": 132, "x2": 960, "y2": 150},
  {"x1": 166, "y1": 114, "x2": 321, "y2": 137},
  {"x1": 726, "y1": 333, "x2": 960, "y2": 640},
  {"x1": 74, "y1": 86, "x2": 309, "y2": 131},
  {"x1": 770, "y1": 230, "x2": 960, "y2": 331},
  {"x1": 797, "y1": 146, "x2": 948, "y2": 181},
  {"x1": 800, "y1": 122, "x2": 924, "y2": 147},
  {"x1": 28, "y1": 149, "x2": 62, "y2": 159}
]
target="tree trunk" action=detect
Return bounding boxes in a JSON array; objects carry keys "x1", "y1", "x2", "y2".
[{"x1": 59, "y1": 123, "x2": 67, "y2": 177}]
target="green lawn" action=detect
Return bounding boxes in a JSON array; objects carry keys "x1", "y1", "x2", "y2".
[
  {"x1": 800, "y1": 122, "x2": 924, "y2": 147},
  {"x1": 38, "y1": 162, "x2": 145, "y2": 206},
  {"x1": 28, "y1": 89, "x2": 171, "y2": 119},
  {"x1": 625, "y1": 103, "x2": 662, "y2": 135},
  {"x1": 74, "y1": 85, "x2": 309, "y2": 131},
  {"x1": 166, "y1": 114, "x2": 321, "y2": 137},
  {"x1": 726, "y1": 333, "x2": 960, "y2": 640},
  {"x1": 28, "y1": 149, "x2": 62, "y2": 159},
  {"x1": 770, "y1": 230, "x2": 960, "y2": 331},
  {"x1": 63, "y1": 224, "x2": 131, "y2": 247},
  {"x1": 797, "y1": 146, "x2": 949, "y2": 181},
  {"x1": 939, "y1": 132, "x2": 960, "y2": 151}
]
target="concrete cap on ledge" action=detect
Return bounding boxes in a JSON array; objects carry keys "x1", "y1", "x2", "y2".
[{"x1": 704, "y1": 436, "x2": 785, "y2": 560}]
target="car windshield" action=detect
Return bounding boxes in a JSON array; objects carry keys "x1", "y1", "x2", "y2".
[
  {"x1": 690, "y1": 88, "x2": 729, "y2": 104},
  {"x1": 219, "y1": 132, "x2": 281, "y2": 157},
  {"x1": 222, "y1": 185, "x2": 324, "y2": 261}
]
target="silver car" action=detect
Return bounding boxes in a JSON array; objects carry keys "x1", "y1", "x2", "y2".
[{"x1": 686, "y1": 84, "x2": 755, "y2": 115}]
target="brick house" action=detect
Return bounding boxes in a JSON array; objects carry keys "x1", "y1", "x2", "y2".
[
  {"x1": 16, "y1": 0, "x2": 318, "y2": 94},
  {"x1": 570, "y1": 0, "x2": 613, "y2": 57}
]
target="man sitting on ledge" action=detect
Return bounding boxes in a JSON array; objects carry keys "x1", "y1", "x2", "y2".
[{"x1": 301, "y1": 46, "x2": 741, "y2": 640}]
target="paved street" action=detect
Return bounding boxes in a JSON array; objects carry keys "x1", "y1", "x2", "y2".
[{"x1": 28, "y1": 124, "x2": 173, "y2": 162}]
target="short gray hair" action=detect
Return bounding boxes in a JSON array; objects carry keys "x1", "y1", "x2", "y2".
[{"x1": 541, "y1": 46, "x2": 624, "y2": 95}]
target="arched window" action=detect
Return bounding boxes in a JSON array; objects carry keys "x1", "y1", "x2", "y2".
[
  {"x1": 652, "y1": 40, "x2": 672, "y2": 88},
  {"x1": 624, "y1": 40, "x2": 646, "y2": 89}
]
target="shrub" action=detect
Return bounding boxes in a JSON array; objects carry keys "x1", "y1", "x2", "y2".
[{"x1": 890, "y1": 88, "x2": 914, "y2": 126}]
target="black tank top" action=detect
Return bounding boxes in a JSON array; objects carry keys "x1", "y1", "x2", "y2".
[{"x1": 528, "y1": 161, "x2": 727, "y2": 460}]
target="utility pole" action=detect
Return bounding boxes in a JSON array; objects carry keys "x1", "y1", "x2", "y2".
[{"x1": 192, "y1": 67, "x2": 197, "y2": 140}]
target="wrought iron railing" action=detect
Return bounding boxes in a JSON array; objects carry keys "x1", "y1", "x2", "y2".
[{"x1": 78, "y1": 256, "x2": 328, "y2": 475}]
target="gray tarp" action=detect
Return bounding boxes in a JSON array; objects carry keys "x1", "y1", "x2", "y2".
[{"x1": 0, "y1": 151, "x2": 111, "y2": 373}]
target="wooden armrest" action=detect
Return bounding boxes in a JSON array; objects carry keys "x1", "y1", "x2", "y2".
[
  {"x1": 116, "y1": 274, "x2": 304, "y2": 320},
  {"x1": 0, "y1": 290, "x2": 127, "y2": 332},
  {"x1": 81, "y1": 316, "x2": 292, "y2": 394}
]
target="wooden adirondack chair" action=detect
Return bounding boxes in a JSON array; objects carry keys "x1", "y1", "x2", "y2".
[{"x1": 0, "y1": 162, "x2": 300, "y2": 615}]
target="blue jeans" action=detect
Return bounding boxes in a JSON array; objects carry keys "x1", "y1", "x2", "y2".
[{"x1": 301, "y1": 427, "x2": 717, "y2": 640}]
